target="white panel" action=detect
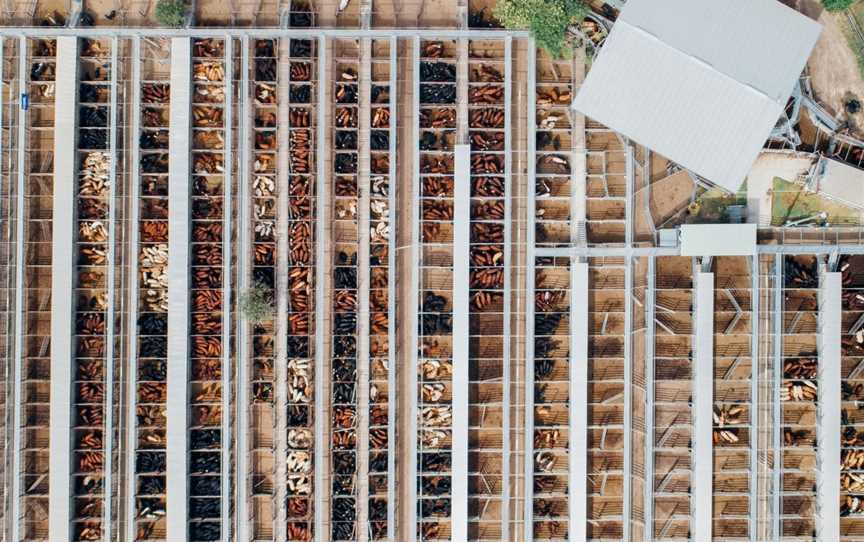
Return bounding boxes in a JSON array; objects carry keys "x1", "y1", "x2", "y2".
[
  {"x1": 48, "y1": 35, "x2": 79, "y2": 541},
  {"x1": 167, "y1": 36, "x2": 191, "y2": 542},
  {"x1": 570, "y1": 262, "x2": 589, "y2": 542},
  {"x1": 818, "y1": 272, "x2": 841, "y2": 542},
  {"x1": 452, "y1": 143, "x2": 471, "y2": 541},
  {"x1": 694, "y1": 272, "x2": 714, "y2": 542},
  {"x1": 680, "y1": 224, "x2": 757, "y2": 256}
]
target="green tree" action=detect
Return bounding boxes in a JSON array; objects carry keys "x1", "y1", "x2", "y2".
[
  {"x1": 154, "y1": 0, "x2": 187, "y2": 27},
  {"x1": 239, "y1": 283, "x2": 275, "y2": 325},
  {"x1": 822, "y1": 0, "x2": 854, "y2": 11},
  {"x1": 493, "y1": 0, "x2": 589, "y2": 57}
]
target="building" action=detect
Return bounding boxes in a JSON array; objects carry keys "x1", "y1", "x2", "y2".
[{"x1": 573, "y1": 0, "x2": 822, "y2": 192}]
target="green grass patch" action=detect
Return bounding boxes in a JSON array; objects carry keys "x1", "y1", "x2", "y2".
[
  {"x1": 686, "y1": 186, "x2": 747, "y2": 224},
  {"x1": 840, "y1": 3, "x2": 864, "y2": 78},
  {"x1": 770, "y1": 177, "x2": 861, "y2": 226}
]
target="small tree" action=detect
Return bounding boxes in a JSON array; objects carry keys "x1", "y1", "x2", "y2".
[
  {"x1": 239, "y1": 283, "x2": 275, "y2": 325},
  {"x1": 154, "y1": 0, "x2": 187, "y2": 27},
  {"x1": 822, "y1": 0, "x2": 854, "y2": 11},
  {"x1": 493, "y1": 0, "x2": 589, "y2": 58}
]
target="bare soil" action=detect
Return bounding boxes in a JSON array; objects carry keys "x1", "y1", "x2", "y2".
[
  {"x1": 807, "y1": 9, "x2": 864, "y2": 129},
  {"x1": 36, "y1": 0, "x2": 70, "y2": 20}
]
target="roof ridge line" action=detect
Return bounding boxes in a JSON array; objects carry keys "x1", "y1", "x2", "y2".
[{"x1": 617, "y1": 18, "x2": 779, "y2": 105}]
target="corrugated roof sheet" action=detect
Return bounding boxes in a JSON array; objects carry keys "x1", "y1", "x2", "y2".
[
  {"x1": 573, "y1": 0, "x2": 821, "y2": 192},
  {"x1": 819, "y1": 157, "x2": 864, "y2": 209}
]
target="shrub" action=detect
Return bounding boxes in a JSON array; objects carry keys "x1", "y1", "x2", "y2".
[{"x1": 154, "y1": 0, "x2": 187, "y2": 27}]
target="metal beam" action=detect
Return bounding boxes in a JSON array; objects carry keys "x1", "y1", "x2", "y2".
[
  {"x1": 357, "y1": 35, "x2": 372, "y2": 542},
  {"x1": 772, "y1": 256, "x2": 782, "y2": 542},
  {"x1": 235, "y1": 35, "x2": 252, "y2": 542},
  {"x1": 101, "y1": 35, "x2": 120, "y2": 542},
  {"x1": 570, "y1": 262, "x2": 589, "y2": 542},
  {"x1": 221, "y1": 34, "x2": 235, "y2": 542},
  {"x1": 0, "y1": 42, "x2": 7, "y2": 542},
  {"x1": 386, "y1": 35, "x2": 397, "y2": 541},
  {"x1": 452, "y1": 143, "x2": 471, "y2": 542},
  {"x1": 166, "y1": 36, "x2": 192, "y2": 542},
  {"x1": 47, "y1": 36, "x2": 79, "y2": 541},
  {"x1": 124, "y1": 34, "x2": 142, "y2": 542},
  {"x1": 693, "y1": 271, "x2": 715, "y2": 542},
  {"x1": 644, "y1": 256, "x2": 656, "y2": 542},
  {"x1": 313, "y1": 33, "x2": 328, "y2": 542},
  {"x1": 500, "y1": 35, "x2": 512, "y2": 542},
  {"x1": 536, "y1": 244, "x2": 864, "y2": 260},
  {"x1": 625, "y1": 145, "x2": 634, "y2": 247},
  {"x1": 817, "y1": 271, "x2": 841, "y2": 542},
  {"x1": 407, "y1": 35, "x2": 420, "y2": 542},
  {"x1": 274, "y1": 36, "x2": 291, "y2": 542},
  {"x1": 523, "y1": 40, "x2": 537, "y2": 542},
  {"x1": 0, "y1": 40, "x2": 6, "y2": 541},
  {"x1": 0, "y1": 28, "x2": 532, "y2": 38},
  {"x1": 749, "y1": 255, "x2": 759, "y2": 542},
  {"x1": 623, "y1": 256, "x2": 633, "y2": 542},
  {"x1": 10, "y1": 34, "x2": 27, "y2": 542}
]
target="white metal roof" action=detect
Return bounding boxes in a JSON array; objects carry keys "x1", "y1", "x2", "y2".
[{"x1": 573, "y1": 0, "x2": 821, "y2": 192}]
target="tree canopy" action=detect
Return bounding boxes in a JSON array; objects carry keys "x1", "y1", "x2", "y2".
[
  {"x1": 154, "y1": 0, "x2": 187, "y2": 27},
  {"x1": 238, "y1": 283, "x2": 275, "y2": 325},
  {"x1": 822, "y1": 0, "x2": 854, "y2": 11},
  {"x1": 493, "y1": 0, "x2": 589, "y2": 57}
]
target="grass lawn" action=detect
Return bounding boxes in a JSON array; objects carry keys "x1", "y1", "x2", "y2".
[{"x1": 770, "y1": 177, "x2": 862, "y2": 226}]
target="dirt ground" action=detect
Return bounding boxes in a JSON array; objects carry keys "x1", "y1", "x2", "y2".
[
  {"x1": 806, "y1": 6, "x2": 864, "y2": 126},
  {"x1": 12, "y1": 0, "x2": 461, "y2": 26},
  {"x1": 648, "y1": 170, "x2": 695, "y2": 228},
  {"x1": 34, "y1": 0, "x2": 69, "y2": 22}
]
